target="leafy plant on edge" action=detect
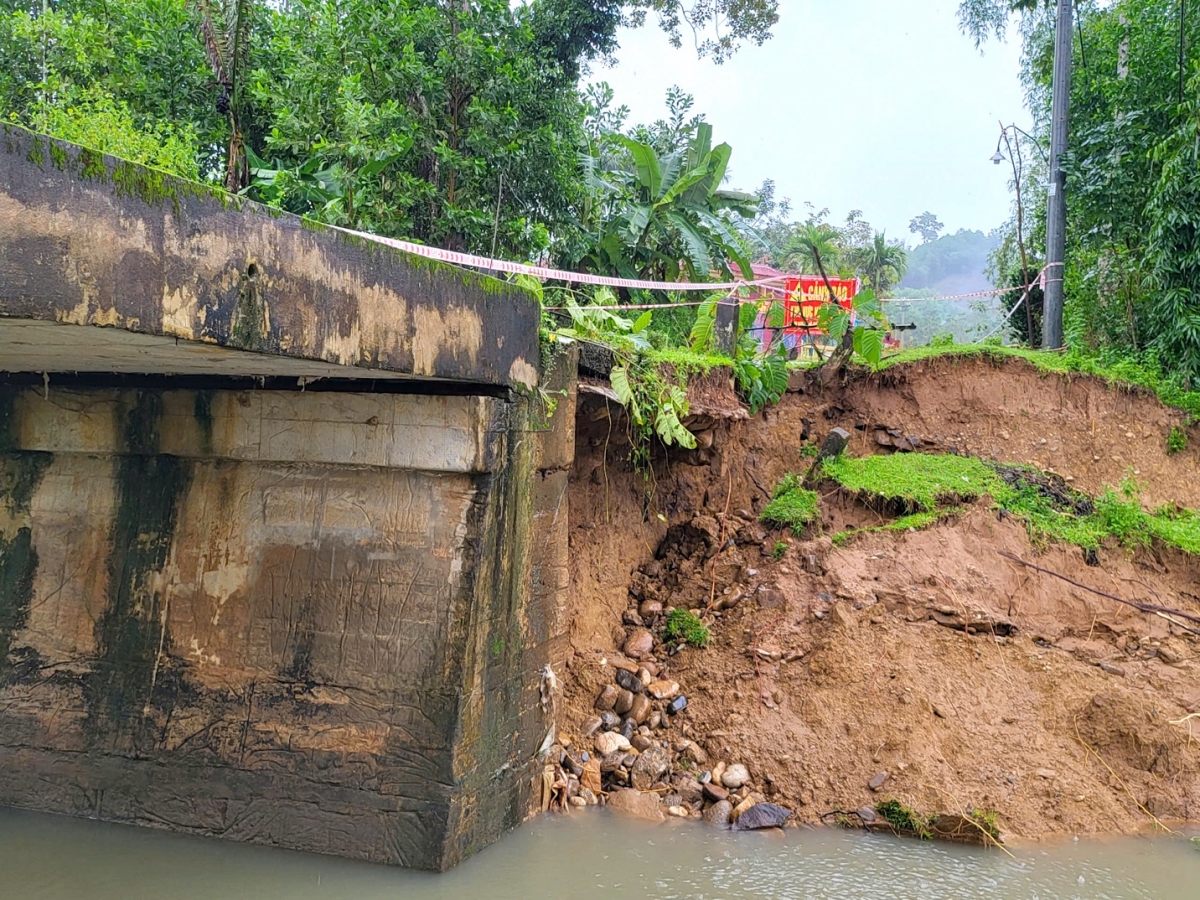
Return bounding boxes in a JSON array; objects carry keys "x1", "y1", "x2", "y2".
[
  {"x1": 549, "y1": 288, "x2": 696, "y2": 470},
  {"x1": 690, "y1": 295, "x2": 789, "y2": 413}
]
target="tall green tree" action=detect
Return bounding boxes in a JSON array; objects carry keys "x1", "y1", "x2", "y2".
[
  {"x1": 909, "y1": 211, "x2": 945, "y2": 244},
  {"x1": 849, "y1": 232, "x2": 908, "y2": 298},
  {"x1": 782, "y1": 222, "x2": 842, "y2": 278},
  {"x1": 247, "y1": 0, "x2": 585, "y2": 258},
  {"x1": 0, "y1": 0, "x2": 217, "y2": 176},
  {"x1": 625, "y1": 0, "x2": 778, "y2": 62},
  {"x1": 974, "y1": 0, "x2": 1200, "y2": 379},
  {"x1": 957, "y1": 0, "x2": 1048, "y2": 46}
]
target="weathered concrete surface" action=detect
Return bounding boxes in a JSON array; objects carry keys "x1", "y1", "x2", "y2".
[
  {"x1": 0, "y1": 361, "x2": 576, "y2": 871},
  {"x1": 0, "y1": 126, "x2": 540, "y2": 388}
]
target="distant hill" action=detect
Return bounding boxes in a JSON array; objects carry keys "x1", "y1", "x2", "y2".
[{"x1": 899, "y1": 229, "x2": 1000, "y2": 296}]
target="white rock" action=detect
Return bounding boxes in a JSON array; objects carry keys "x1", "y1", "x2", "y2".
[
  {"x1": 722, "y1": 763, "x2": 751, "y2": 789},
  {"x1": 595, "y1": 732, "x2": 632, "y2": 755},
  {"x1": 648, "y1": 680, "x2": 681, "y2": 700}
]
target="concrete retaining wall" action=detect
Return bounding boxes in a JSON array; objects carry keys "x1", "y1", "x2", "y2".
[{"x1": 0, "y1": 353, "x2": 575, "y2": 869}]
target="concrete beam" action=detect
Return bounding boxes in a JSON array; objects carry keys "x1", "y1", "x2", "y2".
[{"x1": 0, "y1": 127, "x2": 541, "y2": 389}]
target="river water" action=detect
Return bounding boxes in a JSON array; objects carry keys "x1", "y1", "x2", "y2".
[{"x1": 2, "y1": 807, "x2": 1197, "y2": 899}]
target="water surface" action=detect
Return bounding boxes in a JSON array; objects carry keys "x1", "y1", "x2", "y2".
[{"x1": 2, "y1": 807, "x2": 1196, "y2": 899}]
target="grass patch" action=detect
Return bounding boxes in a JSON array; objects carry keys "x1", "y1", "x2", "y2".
[
  {"x1": 875, "y1": 800, "x2": 934, "y2": 840},
  {"x1": 760, "y1": 473, "x2": 821, "y2": 531},
  {"x1": 641, "y1": 346, "x2": 732, "y2": 376},
  {"x1": 871, "y1": 343, "x2": 1200, "y2": 421},
  {"x1": 822, "y1": 452, "x2": 1200, "y2": 557},
  {"x1": 1168, "y1": 425, "x2": 1188, "y2": 454},
  {"x1": 663, "y1": 609, "x2": 711, "y2": 648},
  {"x1": 822, "y1": 453, "x2": 1000, "y2": 513}
]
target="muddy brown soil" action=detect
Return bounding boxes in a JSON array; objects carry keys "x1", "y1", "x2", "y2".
[{"x1": 559, "y1": 356, "x2": 1200, "y2": 839}]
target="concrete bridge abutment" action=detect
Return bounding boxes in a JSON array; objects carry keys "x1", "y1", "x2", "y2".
[{"x1": 0, "y1": 129, "x2": 577, "y2": 870}]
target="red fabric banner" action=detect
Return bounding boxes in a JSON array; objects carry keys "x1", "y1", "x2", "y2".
[{"x1": 783, "y1": 276, "x2": 859, "y2": 335}]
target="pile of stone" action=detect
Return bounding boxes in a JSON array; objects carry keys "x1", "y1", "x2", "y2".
[
  {"x1": 546, "y1": 510, "x2": 797, "y2": 829},
  {"x1": 551, "y1": 642, "x2": 790, "y2": 831}
]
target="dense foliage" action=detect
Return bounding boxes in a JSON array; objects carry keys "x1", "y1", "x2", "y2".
[
  {"x1": 963, "y1": 0, "x2": 1200, "y2": 385},
  {"x1": 0, "y1": 0, "x2": 776, "y2": 264},
  {"x1": 823, "y1": 450, "x2": 1200, "y2": 556},
  {"x1": 0, "y1": 0, "x2": 221, "y2": 177},
  {"x1": 569, "y1": 87, "x2": 759, "y2": 282}
]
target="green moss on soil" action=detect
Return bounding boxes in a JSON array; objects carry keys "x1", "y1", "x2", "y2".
[
  {"x1": 760, "y1": 473, "x2": 820, "y2": 532},
  {"x1": 823, "y1": 452, "x2": 1200, "y2": 557},
  {"x1": 664, "y1": 609, "x2": 711, "y2": 648},
  {"x1": 641, "y1": 346, "x2": 732, "y2": 376}
]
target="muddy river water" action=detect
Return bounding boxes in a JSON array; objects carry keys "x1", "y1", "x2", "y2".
[{"x1": 2, "y1": 807, "x2": 1197, "y2": 899}]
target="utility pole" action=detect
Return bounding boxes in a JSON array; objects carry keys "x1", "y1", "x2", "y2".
[{"x1": 1043, "y1": 0, "x2": 1073, "y2": 350}]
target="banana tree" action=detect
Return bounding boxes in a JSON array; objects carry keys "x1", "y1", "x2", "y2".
[{"x1": 576, "y1": 121, "x2": 758, "y2": 283}]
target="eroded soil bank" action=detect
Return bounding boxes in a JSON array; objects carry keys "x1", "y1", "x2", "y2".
[{"x1": 555, "y1": 356, "x2": 1200, "y2": 840}]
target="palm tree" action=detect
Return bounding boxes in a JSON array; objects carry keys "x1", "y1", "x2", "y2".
[
  {"x1": 782, "y1": 222, "x2": 840, "y2": 275},
  {"x1": 192, "y1": 0, "x2": 253, "y2": 192},
  {"x1": 849, "y1": 231, "x2": 908, "y2": 298}
]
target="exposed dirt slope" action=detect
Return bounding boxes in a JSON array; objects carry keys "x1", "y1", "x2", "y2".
[{"x1": 560, "y1": 356, "x2": 1200, "y2": 839}]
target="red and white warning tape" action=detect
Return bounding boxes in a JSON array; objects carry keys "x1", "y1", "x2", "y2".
[
  {"x1": 337, "y1": 224, "x2": 1045, "y2": 310},
  {"x1": 337, "y1": 226, "x2": 788, "y2": 293}
]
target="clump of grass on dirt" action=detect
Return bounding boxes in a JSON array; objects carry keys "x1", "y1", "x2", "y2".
[
  {"x1": 822, "y1": 452, "x2": 1200, "y2": 557},
  {"x1": 822, "y1": 453, "x2": 999, "y2": 513},
  {"x1": 760, "y1": 473, "x2": 820, "y2": 531},
  {"x1": 875, "y1": 800, "x2": 934, "y2": 840},
  {"x1": 641, "y1": 346, "x2": 731, "y2": 376},
  {"x1": 663, "y1": 609, "x2": 711, "y2": 648}
]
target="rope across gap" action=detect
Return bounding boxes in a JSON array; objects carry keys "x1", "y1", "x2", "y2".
[{"x1": 333, "y1": 222, "x2": 1045, "y2": 314}]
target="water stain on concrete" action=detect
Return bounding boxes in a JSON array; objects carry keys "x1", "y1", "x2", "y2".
[{"x1": 84, "y1": 391, "x2": 191, "y2": 742}]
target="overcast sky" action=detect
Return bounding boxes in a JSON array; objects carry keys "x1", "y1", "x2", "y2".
[{"x1": 596, "y1": 0, "x2": 1029, "y2": 245}]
